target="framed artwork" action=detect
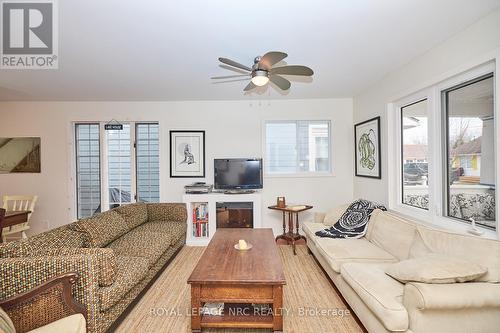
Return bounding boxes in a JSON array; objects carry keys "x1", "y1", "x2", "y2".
[
  {"x1": 170, "y1": 130, "x2": 205, "y2": 178},
  {"x1": 0, "y1": 137, "x2": 41, "y2": 173},
  {"x1": 354, "y1": 117, "x2": 381, "y2": 179}
]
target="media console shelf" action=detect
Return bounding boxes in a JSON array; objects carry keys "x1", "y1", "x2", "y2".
[{"x1": 182, "y1": 192, "x2": 262, "y2": 246}]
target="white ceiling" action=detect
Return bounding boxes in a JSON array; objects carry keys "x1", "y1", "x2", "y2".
[{"x1": 1, "y1": 0, "x2": 499, "y2": 101}]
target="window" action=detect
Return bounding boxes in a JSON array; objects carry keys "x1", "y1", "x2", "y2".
[
  {"x1": 107, "y1": 124, "x2": 132, "y2": 209},
  {"x1": 392, "y1": 64, "x2": 496, "y2": 233},
  {"x1": 75, "y1": 124, "x2": 101, "y2": 219},
  {"x1": 135, "y1": 123, "x2": 160, "y2": 202},
  {"x1": 74, "y1": 122, "x2": 159, "y2": 218},
  {"x1": 265, "y1": 120, "x2": 331, "y2": 175},
  {"x1": 401, "y1": 99, "x2": 429, "y2": 210},
  {"x1": 444, "y1": 74, "x2": 495, "y2": 229}
]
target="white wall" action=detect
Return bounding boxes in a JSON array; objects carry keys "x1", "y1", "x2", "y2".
[
  {"x1": 353, "y1": 8, "x2": 500, "y2": 205},
  {"x1": 0, "y1": 98, "x2": 353, "y2": 236}
]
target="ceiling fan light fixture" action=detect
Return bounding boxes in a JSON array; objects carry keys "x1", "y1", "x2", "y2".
[{"x1": 251, "y1": 70, "x2": 269, "y2": 86}]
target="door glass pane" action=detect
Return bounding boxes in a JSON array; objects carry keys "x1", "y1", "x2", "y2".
[
  {"x1": 136, "y1": 123, "x2": 160, "y2": 203},
  {"x1": 445, "y1": 74, "x2": 495, "y2": 229},
  {"x1": 75, "y1": 124, "x2": 101, "y2": 218},
  {"x1": 401, "y1": 100, "x2": 429, "y2": 210},
  {"x1": 106, "y1": 124, "x2": 132, "y2": 209}
]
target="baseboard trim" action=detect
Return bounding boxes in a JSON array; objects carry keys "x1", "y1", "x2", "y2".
[{"x1": 105, "y1": 244, "x2": 184, "y2": 333}]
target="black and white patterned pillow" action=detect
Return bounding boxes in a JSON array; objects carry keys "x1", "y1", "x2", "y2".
[{"x1": 315, "y1": 199, "x2": 386, "y2": 239}]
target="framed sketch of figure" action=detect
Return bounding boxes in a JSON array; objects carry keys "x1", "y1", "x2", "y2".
[
  {"x1": 170, "y1": 130, "x2": 205, "y2": 178},
  {"x1": 354, "y1": 117, "x2": 381, "y2": 179}
]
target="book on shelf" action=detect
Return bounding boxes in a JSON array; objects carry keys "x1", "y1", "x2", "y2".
[{"x1": 192, "y1": 203, "x2": 209, "y2": 238}]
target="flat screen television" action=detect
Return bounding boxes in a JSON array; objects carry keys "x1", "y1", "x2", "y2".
[{"x1": 214, "y1": 158, "x2": 263, "y2": 190}]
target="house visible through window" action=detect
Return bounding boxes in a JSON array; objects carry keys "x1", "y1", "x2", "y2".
[
  {"x1": 265, "y1": 120, "x2": 331, "y2": 175},
  {"x1": 75, "y1": 122, "x2": 160, "y2": 219}
]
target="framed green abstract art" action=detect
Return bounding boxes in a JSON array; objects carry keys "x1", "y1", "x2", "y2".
[{"x1": 354, "y1": 117, "x2": 381, "y2": 179}]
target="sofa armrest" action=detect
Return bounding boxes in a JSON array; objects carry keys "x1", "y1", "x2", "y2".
[
  {"x1": 0, "y1": 272, "x2": 86, "y2": 333},
  {"x1": 314, "y1": 212, "x2": 326, "y2": 223},
  {"x1": 404, "y1": 282, "x2": 500, "y2": 310},
  {"x1": 147, "y1": 203, "x2": 187, "y2": 222},
  {"x1": 0, "y1": 255, "x2": 101, "y2": 333}
]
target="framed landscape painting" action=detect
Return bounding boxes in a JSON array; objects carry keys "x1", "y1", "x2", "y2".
[
  {"x1": 170, "y1": 130, "x2": 205, "y2": 178},
  {"x1": 354, "y1": 117, "x2": 381, "y2": 179},
  {"x1": 0, "y1": 137, "x2": 41, "y2": 173}
]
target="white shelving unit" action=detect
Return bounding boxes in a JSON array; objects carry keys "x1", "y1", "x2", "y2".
[{"x1": 182, "y1": 192, "x2": 262, "y2": 246}]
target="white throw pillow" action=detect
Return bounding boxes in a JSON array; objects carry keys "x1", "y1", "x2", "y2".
[
  {"x1": 323, "y1": 204, "x2": 349, "y2": 226},
  {"x1": 385, "y1": 253, "x2": 488, "y2": 284}
]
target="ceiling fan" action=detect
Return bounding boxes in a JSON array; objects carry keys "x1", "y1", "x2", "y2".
[{"x1": 211, "y1": 51, "x2": 314, "y2": 91}]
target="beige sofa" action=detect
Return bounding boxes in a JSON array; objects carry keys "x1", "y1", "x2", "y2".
[{"x1": 303, "y1": 208, "x2": 500, "y2": 333}]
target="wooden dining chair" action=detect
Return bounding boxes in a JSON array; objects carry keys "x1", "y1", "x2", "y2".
[{"x1": 2, "y1": 195, "x2": 38, "y2": 242}]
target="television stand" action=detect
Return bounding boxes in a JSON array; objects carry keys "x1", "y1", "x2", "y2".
[{"x1": 224, "y1": 189, "x2": 255, "y2": 194}]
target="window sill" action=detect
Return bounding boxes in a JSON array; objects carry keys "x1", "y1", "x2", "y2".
[{"x1": 389, "y1": 205, "x2": 498, "y2": 240}]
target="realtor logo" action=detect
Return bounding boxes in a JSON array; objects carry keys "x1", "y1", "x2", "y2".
[{"x1": 1, "y1": 0, "x2": 58, "y2": 69}]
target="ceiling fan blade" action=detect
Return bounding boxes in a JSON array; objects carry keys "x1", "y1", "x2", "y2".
[
  {"x1": 212, "y1": 78, "x2": 250, "y2": 84},
  {"x1": 258, "y1": 51, "x2": 288, "y2": 70},
  {"x1": 218, "y1": 57, "x2": 252, "y2": 72},
  {"x1": 211, "y1": 74, "x2": 249, "y2": 79},
  {"x1": 219, "y1": 64, "x2": 249, "y2": 74},
  {"x1": 243, "y1": 81, "x2": 257, "y2": 91},
  {"x1": 269, "y1": 75, "x2": 291, "y2": 90},
  {"x1": 270, "y1": 65, "x2": 314, "y2": 76}
]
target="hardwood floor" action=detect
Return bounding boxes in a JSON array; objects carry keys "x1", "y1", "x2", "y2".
[{"x1": 116, "y1": 245, "x2": 364, "y2": 333}]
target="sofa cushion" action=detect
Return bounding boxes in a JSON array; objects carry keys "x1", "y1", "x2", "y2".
[
  {"x1": 133, "y1": 220, "x2": 187, "y2": 244},
  {"x1": 98, "y1": 255, "x2": 149, "y2": 311},
  {"x1": 417, "y1": 226, "x2": 500, "y2": 283},
  {"x1": 106, "y1": 228, "x2": 171, "y2": 267},
  {"x1": 71, "y1": 210, "x2": 128, "y2": 247},
  {"x1": 0, "y1": 307, "x2": 15, "y2": 333},
  {"x1": 28, "y1": 313, "x2": 86, "y2": 333},
  {"x1": 341, "y1": 263, "x2": 409, "y2": 332},
  {"x1": 34, "y1": 248, "x2": 117, "y2": 287},
  {"x1": 114, "y1": 203, "x2": 148, "y2": 230},
  {"x1": 368, "y1": 210, "x2": 418, "y2": 260},
  {"x1": 147, "y1": 203, "x2": 187, "y2": 222},
  {"x1": 386, "y1": 254, "x2": 487, "y2": 284},
  {"x1": 323, "y1": 204, "x2": 349, "y2": 226},
  {"x1": 317, "y1": 238, "x2": 397, "y2": 273},
  {"x1": 303, "y1": 221, "x2": 397, "y2": 272}
]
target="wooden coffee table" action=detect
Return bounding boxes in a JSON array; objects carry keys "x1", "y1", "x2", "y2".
[{"x1": 188, "y1": 228, "x2": 286, "y2": 332}]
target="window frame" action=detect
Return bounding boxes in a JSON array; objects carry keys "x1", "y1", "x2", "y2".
[
  {"x1": 74, "y1": 123, "x2": 101, "y2": 219},
  {"x1": 400, "y1": 98, "x2": 429, "y2": 211},
  {"x1": 262, "y1": 119, "x2": 334, "y2": 178},
  {"x1": 442, "y1": 73, "x2": 495, "y2": 229},
  {"x1": 388, "y1": 61, "x2": 498, "y2": 239},
  {"x1": 72, "y1": 121, "x2": 160, "y2": 219},
  {"x1": 135, "y1": 122, "x2": 160, "y2": 203}
]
